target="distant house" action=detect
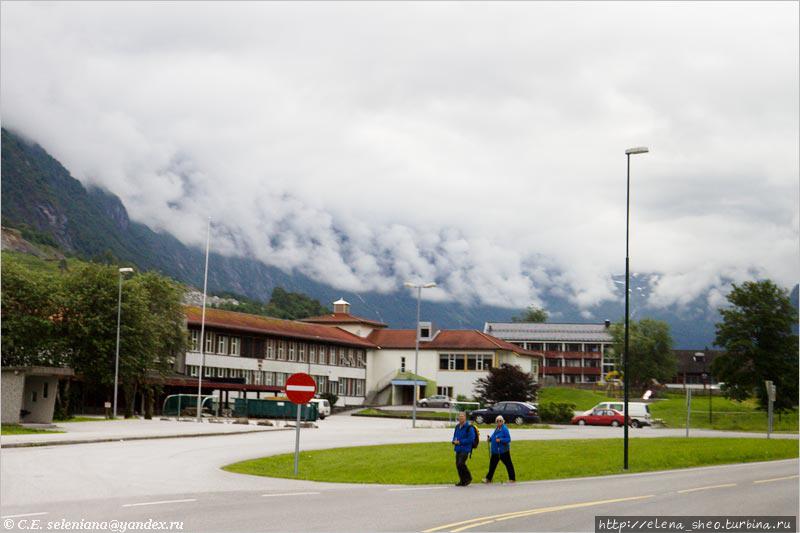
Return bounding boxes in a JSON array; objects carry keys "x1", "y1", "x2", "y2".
[
  {"x1": 669, "y1": 349, "x2": 722, "y2": 387},
  {"x1": 483, "y1": 321, "x2": 616, "y2": 384}
]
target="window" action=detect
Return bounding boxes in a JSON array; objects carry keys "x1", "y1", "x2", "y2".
[
  {"x1": 357, "y1": 350, "x2": 366, "y2": 368},
  {"x1": 546, "y1": 343, "x2": 562, "y2": 352},
  {"x1": 318, "y1": 346, "x2": 327, "y2": 365},
  {"x1": 264, "y1": 372, "x2": 274, "y2": 385},
  {"x1": 205, "y1": 332, "x2": 214, "y2": 353},
  {"x1": 288, "y1": 343, "x2": 296, "y2": 362},
  {"x1": 230, "y1": 337, "x2": 240, "y2": 356},
  {"x1": 330, "y1": 347, "x2": 337, "y2": 366},
  {"x1": 277, "y1": 341, "x2": 286, "y2": 360},
  {"x1": 266, "y1": 340, "x2": 275, "y2": 359},
  {"x1": 420, "y1": 327, "x2": 430, "y2": 338},
  {"x1": 217, "y1": 335, "x2": 228, "y2": 355},
  {"x1": 338, "y1": 380, "x2": 345, "y2": 395},
  {"x1": 437, "y1": 386, "x2": 453, "y2": 397},
  {"x1": 439, "y1": 355, "x2": 448, "y2": 370},
  {"x1": 528, "y1": 343, "x2": 544, "y2": 351},
  {"x1": 204, "y1": 366, "x2": 211, "y2": 377},
  {"x1": 298, "y1": 343, "x2": 306, "y2": 363},
  {"x1": 309, "y1": 345, "x2": 317, "y2": 364},
  {"x1": 276, "y1": 373, "x2": 286, "y2": 386},
  {"x1": 566, "y1": 343, "x2": 582, "y2": 352},
  {"x1": 190, "y1": 330, "x2": 200, "y2": 352},
  {"x1": 443, "y1": 354, "x2": 465, "y2": 370},
  {"x1": 401, "y1": 357, "x2": 406, "y2": 372},
  {"x1": 189, "y1": 365, "x2": 198, "y2": 377}
]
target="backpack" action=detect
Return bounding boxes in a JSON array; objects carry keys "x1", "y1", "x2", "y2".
[{"x1": 469, "y1": 424, "x2": 480, "y2": 457}]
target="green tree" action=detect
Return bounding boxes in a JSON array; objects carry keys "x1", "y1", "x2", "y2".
[
  {"x1": 511, "y1": 305, "x2": 548, "y2": 323},
  {"x1": 711, "y1": 280, "x2": 798, "y2": 411},
  {"x1": 610, "y1": 319, "x2": 676, "y2": 391},
  {"x1": 473, "y1": 363, "x2": 539, "y2": 404},
  {"x1": 0, "y1": 256, "x2": 65, "y2": 367},
  {"x1": 215, "y1": 287, "x2": 329, "y2": 320}
]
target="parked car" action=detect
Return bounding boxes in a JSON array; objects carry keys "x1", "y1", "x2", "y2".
[
  {"x1": 585, "y1": 401, "x2": 651, "y2": 428},
  {"x1": 417, "y1": 395, "x2": 453, "y2": 408},
  {"x1": 310, "y1": 398, "x2": 331, "y2": 419},
  {"x1": 469, "y1": 401, "x2": 540, "y2": 425},
  {"x1": 571, "y1": 408, "x2": 628, "y2": 427}
]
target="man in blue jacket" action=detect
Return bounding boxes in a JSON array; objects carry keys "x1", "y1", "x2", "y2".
[
  {"x1": 483, "y1": 415, "x2": 516, "y2": 483},
  {"x1": 452, "y1": 411, "x2": 476, "y2": 486}
]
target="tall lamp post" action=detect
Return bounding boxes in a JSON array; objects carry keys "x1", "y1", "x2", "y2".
[
  {"x1": 623, "y1": 146, "x2": 648, "y2": 470},
  {"x1": 404, "y1": 281, "x2": 436, "y2": 429},
  {"x1": 113, "y1": 267, "x2": 135, "y2": 419},
  {"x1": 693, "y1": 352, "x2": 711, "y2": 425}
]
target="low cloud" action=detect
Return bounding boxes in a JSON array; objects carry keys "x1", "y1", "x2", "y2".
[{"x1": 2, "y1": 2, "x2": 797, "y2": 310}]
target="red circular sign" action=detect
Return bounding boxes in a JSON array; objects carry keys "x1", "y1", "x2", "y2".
[{"x1": 285, "y1": 373, "x2": 317, "y2": 404}]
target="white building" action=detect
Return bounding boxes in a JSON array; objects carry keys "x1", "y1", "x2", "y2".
[{"x1": 484, "y1": 321, "x2": 616, "y2": 384}]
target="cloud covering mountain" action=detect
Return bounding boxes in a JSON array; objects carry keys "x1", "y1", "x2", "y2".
[{"x1": 2, "y1": 2, "x2": 797, "y2": 313}]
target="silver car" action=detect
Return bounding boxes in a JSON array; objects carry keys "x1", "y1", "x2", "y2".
[{"x1": 417, "y1": 395, "x2": 453, "y2": 408}]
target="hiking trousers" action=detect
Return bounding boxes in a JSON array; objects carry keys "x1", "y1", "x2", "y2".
[{"x1": 455, "y1": 452, "x2": 472, "y2": 484}]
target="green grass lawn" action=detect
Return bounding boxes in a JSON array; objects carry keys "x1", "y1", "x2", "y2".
[
  {"x1": 649, "y1": 393, "x2": 798, "y2": 433},
  {"x1": 0, "y1": 424, "x2": 63, "y2": 435},
  {"x1": 223, "y1": 437, "x2": 798, "y2": 484},
  {"x1": 56, "y1": 416, "x2": 115, "y2": 423},
  {"x1": 538, "y1": 387, "x2": 610, "y2": 410}
]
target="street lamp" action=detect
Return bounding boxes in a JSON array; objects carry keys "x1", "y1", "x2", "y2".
[
  {"x1": 623, "y1": 146, "x2": 648, "y2": 471},
  {"x1": 404, "y1": 281, "x2": 436, "y2": 429},
  {"x1": 113, "y1": 267, "x2": 135, "y2": 419}
]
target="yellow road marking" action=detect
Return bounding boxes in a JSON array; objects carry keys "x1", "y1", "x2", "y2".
[
  {"x1": 422, "y1": 495, "x2": 655, "y2": 533},
  {"x1": 676, "y1": 483, "x2": 736, "y2": 494},
  {"x1": 753, "y1": 475, "x2": 799, "y2": 484}
]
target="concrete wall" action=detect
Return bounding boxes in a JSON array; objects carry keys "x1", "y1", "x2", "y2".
[
  {"x1": 21, "y1": 376, "x2": 59, "y2": 423},
  {"x1": 1, "y1": 371, "x2": 25, "y2": 424}
]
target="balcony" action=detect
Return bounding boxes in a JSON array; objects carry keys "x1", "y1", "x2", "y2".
[
  {"x1": 542, "y1": 366, "x2": 601, "y2": 375},
  {"x1": 543, "y1": 350, "x2": 602, "y2": 359}
]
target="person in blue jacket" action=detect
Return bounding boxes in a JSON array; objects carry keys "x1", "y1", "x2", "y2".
[
  {"x1": 482, "y1": 415, "x2": 516, "y2": 483},
  {"x1": 452, "y1": 411, "x2": 476, "y2": 486}
]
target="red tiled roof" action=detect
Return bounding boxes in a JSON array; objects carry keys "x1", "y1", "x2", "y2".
[
  {"x1": 184, "y1": 306, "x2": 376, "y2": 348},
  {"x1": 367, "y1": 329, "x2": 542, "y2": 358},
  {"x1": 300, "y1": 312, "x2": 388, "y2": 328}
]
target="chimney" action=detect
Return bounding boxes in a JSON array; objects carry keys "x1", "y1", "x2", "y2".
[
  {"x1": 604, "y1": 319, "x2": 611, "y2": 329},
  {"x1": 333, "y1": 298, "x2": 350, "y2": 314}
]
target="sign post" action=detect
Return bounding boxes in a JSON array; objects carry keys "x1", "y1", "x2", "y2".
[
  {"x1": 285, "y1": 372, "x2": 317, "y2": 476},
  {"x1": 685, "y1": 388, "x2": 692, "y2": 438},
  {"x1": 765, "y1": 380, "x2": 776, "y2": 439}
]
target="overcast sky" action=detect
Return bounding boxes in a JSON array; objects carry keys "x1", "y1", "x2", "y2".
[{"x1": 2, "y1": 2, "x2": 798, "y2": 312}]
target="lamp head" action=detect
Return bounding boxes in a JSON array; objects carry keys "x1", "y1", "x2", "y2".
[
  {"x1": 625, "y1": 147, "x2": 649, "y2": 155},
  {"x1": 119, "y1": 267, "x2": 134, "y2": 273}
]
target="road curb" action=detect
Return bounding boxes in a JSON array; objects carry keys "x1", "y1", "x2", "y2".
[{"x1": 0, "y1": 427, "x2": 294, "y2": 449}]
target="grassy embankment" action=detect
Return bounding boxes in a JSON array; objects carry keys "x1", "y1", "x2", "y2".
[
  {"x1": 224, "y1": 437, "x2": 799, "y2": 484},
  {"x1": 0, "y1": 424, "x2": 63, "y2": 435},
  {"x1": 538, "y1": 386, "x2": 798, "y2": 433}
]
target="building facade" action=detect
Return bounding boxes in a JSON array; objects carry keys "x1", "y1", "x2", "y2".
[
  {"x1": 484, "y1": 321, "x2": 615, "y2": 384},
  {"x1": 176, "y1": 306, "x2": 371, "y2": 406}
]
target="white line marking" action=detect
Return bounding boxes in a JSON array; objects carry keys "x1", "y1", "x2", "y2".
[
  {"x1": 677, "y1": 483, "x2": 736, "y2": 494},
  {"x1": 753, "y1": 475, "x2": 800, "y2": 484},
  {"x1": 261, "y1": 491, "x2": 320, "y2": 497},
  {"x1": 122, "y1": 498, "x2": 197, "y2": 508},
  {"x1": 1, "y1": 512, "x2": 49, "y2": 519},
  {"x1": 388, "y1": 486, "x2": 449, "y2": 492},
  {"x1": 286, "y1": 385, "x2": 315, "y2": 392}
]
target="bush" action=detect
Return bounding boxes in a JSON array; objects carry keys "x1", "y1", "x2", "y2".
[
  {"x1": 538, "y1": 402, "x2": 577, "y2": 424},
  {"x1": 320, "y1": 392, "x2": 339, "y2": 408}
]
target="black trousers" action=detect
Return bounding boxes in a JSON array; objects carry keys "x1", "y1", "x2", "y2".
[
  {"x1": 486, "y1": 451, "x2": 516, "y2": 481},
  {"x1": 455, "y1": 452, "x2": 472, "y2": 484}
]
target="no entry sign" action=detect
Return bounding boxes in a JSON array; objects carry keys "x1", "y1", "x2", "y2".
[{"x1": 286, "y1": 372, "x2": 316, "y2": 404}]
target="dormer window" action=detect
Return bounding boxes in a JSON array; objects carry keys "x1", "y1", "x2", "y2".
[{"x1": 417, "y1": 321, "x2": 436, "y2": 341}]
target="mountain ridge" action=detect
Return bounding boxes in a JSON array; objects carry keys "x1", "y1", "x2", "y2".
[{"x1": 4, "y1": 127, "x2": 791, "y2": 347}]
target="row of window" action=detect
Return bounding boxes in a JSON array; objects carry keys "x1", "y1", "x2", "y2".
[
  {"x1": 545, "y1": 359, "x2": 600, "y2": 368},
  {"x1": 189, "y1": 330, "x2": 366, "y2": 368},
  {"x1": 186, "y1": 365, "x2": 365, "y2": 396},
  {"x1": 519, "y1": 342, "x2": 606, "y2": 353},
  {"x1": 438, "y1": 354, "x2": 493, "y2": 371}
]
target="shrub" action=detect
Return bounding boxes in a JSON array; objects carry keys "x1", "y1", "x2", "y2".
[{"x1": 538, "y1": 402, "x2": 577, "y2": 424}]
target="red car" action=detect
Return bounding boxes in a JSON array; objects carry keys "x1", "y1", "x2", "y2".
[{"x1": 571, "y1": 408, "x2": 629, "y2": 427}]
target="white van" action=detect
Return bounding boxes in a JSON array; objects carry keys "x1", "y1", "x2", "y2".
[
  {"x1": 310, "y1": 398, "x2": 331, "y2": 420},
  {"x1": 587, "y1": 402, "x2": 651, "y2": 427}
]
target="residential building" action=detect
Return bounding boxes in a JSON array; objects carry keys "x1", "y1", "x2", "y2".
[
  {"x1": 484, "y1": 321, "x2": 615, "y2": 384},
  {"x1": 670, "y1": 349, "x2": 722, "y2": 387}
]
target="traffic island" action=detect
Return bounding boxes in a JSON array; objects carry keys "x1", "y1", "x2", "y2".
[{"x1": 222, "y1": 437, "x2": 799, "y2": 484}]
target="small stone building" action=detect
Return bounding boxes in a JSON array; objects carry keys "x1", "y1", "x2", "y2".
[{"x1": 1, "y1": 366, "x2": 74, "y2": 424}]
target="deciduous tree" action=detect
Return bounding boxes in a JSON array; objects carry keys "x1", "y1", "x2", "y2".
[{"x1": 474, "y1": 363, "x2": 539, "y2": 404}]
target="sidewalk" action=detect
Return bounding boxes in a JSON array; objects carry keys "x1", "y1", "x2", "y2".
[{"x1": 1, "y1": 418, "x2": 288, "y2": 448}]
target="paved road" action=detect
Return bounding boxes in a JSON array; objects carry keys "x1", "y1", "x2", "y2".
[{"x1": 2, "y1": 416, "x2": 797, "y2": 531}]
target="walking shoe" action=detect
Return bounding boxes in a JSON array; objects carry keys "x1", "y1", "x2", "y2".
[
  {"x1": 455, "y1": 482, "x2": 464, "y2": 486},
  {"x1": 507, "y1": 480, "x2": 516, "y2": 484},
  {"x1": 482, "y1": 478, "x2": 491, "y2": 483}
]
